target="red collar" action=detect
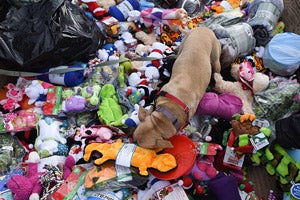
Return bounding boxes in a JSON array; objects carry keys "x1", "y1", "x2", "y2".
[
  {"x1": 156, "y1": 90, "x2": 190, "y2": 130},
  {"x1": 157, "y1": 91, "x2": 189, "y2": 114}
]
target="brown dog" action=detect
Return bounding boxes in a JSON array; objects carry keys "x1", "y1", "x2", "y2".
[{"x1": 133, "y1": 27, "x2": 222, "y2": 149}]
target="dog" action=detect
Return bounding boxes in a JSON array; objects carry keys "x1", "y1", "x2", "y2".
[{"x1": 133, "y1": 27, "x2": 222, "y2": 149}]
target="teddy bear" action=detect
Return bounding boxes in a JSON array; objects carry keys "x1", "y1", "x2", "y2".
[
  {"x1": 213, "y1": 61, "x2": 270, "y2": 114},
  {"x1": 7, "y1": 151, "x2": 43, "y2": 200}
]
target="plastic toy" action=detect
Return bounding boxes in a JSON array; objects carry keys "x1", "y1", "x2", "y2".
[{"x1": 83, "y1": 139, "x2": 177, "y2": 176}]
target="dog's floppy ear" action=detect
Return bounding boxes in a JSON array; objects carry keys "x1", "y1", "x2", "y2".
[{"x1": 138, "y1": 106, "x2": 150, "y2": 122}]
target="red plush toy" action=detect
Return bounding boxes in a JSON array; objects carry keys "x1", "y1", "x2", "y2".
[{"x1": 81, "y1": 0, "x2": 108, "y2": 18}]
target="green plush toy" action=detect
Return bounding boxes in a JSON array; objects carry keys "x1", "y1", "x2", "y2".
[
  {"x1": 97, "y1": 84, "x2": 128, "y2": 127},
  {"x1": 251, "y1": 144, "x2": 300, "y2": 192}
]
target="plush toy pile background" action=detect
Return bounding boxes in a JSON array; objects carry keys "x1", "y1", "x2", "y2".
[{"x1": 0, "y1": 0, "x2": 300, "y2": 199}]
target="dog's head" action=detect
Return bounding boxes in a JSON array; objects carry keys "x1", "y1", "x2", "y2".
[{"x1": 133, "y1": 106, "x2": 176, "y2": 149}]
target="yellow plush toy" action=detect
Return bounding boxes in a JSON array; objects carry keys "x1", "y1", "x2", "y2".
[
  {"x1": 211, "y1": 0, "x2": 241, "y2": 14},
  {"x1": 83, "y1": 139, "x2": 177, "y2": 176}
]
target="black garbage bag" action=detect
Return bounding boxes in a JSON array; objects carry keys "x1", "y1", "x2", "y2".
[
  {"x1": 0, "y1": 0, "x2": 104, "y2": 72},
  {"x1": 0, "y1": 0, "x2": 11, "y2": 22}
]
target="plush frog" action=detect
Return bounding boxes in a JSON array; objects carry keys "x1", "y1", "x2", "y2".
[{"x1": 97, "y1": 84, "x2": 128, "y2": 127}]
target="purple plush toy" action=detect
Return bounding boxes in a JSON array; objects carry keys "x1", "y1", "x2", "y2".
[
  {"x1": 62, "y1": 96, "x2": 86, "y2": 112},
  {"x1": 196, "y1": 92, "x2": 243, "y2": 120}
]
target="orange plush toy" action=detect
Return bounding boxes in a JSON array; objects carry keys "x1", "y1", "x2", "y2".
[
  {"x1": 211, "y1": 0, "x2": 241, "y2": 14},
  {"x1": 83, "y1": 139, "x2": 177, "y2": 176}
]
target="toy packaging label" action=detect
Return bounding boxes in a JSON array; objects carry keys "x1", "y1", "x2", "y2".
[
  {"x1": 115, "y1": 144, "x2": 136, "y2": 182},
  {"x1": 51, "y1": 165, "x2": 87, "y2": 200},
  {"x1": 43, "y1": 86, "x2": 63, "y2": 115},
  {"x1": 116, "y1": 144, "x2": 136, "y2": 167},
  {"x1": 155, "y1": 183, "x2": 189, "y2": 200},
  {"x1": 250, "y1": 132, "x2": 269, "y2": 151},
  {"x1": 223, "y1": 146, "x2": 245, "y2": 170},
  {"x1": 115, "y1": 164, "x2": 132, "y2": 182}
]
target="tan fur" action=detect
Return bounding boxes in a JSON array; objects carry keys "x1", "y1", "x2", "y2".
[{"x1": 133, "y1": 27, "x2": 222, "y2": 149}]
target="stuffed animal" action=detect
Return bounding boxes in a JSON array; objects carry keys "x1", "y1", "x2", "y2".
[
  {"x1": 83, "y1": 139, "x2": 177, "y2": 176},
  {"x1": 35, "y1": 117, "x2": 68, "y2": 158},
  {"x1": 0, "y1": 83, "x2": 24, "y2": 112},
  {"x1": 196, "y1": 92, "x2": 243, "y2": 120},
  {"x1": 211, "y1": 0, "x2": 241, "y2": 14},
  {"x1": 125, "y1": 86, "x2": 146, "y2": 105},
  {"x1": 80, "y1": 124, "x2": 115, "y2": 143},
  {"x1": 213, "y1": 61, "x2": 270, "y2": 114},
  {"x1": 122, "y1": 104, "x2": 152, "y2": 127},
  {"x1": 7, "y1": 151, "x2": 43, "y2": 200},
  {"x1": 97, "y1": 84, "x2": 129, "y2": 127},
  {"x1": 24, "y1": 80, "x2": 48, "y2": 106},
  {"x1": 80, "y1": 0, "x2": 108, "y2": 19}
]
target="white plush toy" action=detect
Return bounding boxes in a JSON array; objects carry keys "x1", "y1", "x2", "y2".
[
  {"x1": 35, "y1": 117, "x2": 67, "y2": 158},
  {"x1": 140, "y1": 42, "x2": 168, "y2": 70},
  {"x1": 25, "y1": 80, "x2": 48, "y2": 106}
]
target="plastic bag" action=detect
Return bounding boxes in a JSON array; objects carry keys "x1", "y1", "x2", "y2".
[
  {"x1": 0, "y1": 0, "x2": 104, "y2": 72},
  {"x1": 253, "y1": 76, "x2": 300, "y2": 122},
  {"x1": 262, "y1": 32, "x2": 300, "y2": 76}
]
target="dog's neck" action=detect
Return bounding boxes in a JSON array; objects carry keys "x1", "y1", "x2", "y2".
[{"x1": 155, "y1": 94, "x2": 189, "y2": 130}]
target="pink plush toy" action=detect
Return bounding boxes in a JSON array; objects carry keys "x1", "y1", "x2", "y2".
[
  {"x1": 191, "y1": 155, "x2": 218, "y2": 181},
  {"x1": 7, "y1": 152, "x2": 42, "y2": 200},
  {"x1": 0, "y1": 83, "x2": 24, "y2": 112},
  {"x1": 80, "y1": 125, "x2": 115, "y2": 143}
]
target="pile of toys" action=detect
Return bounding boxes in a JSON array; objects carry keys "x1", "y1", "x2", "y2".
[{"x1": 1, "y1": 0, "x2": 300, "y2": 200}]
